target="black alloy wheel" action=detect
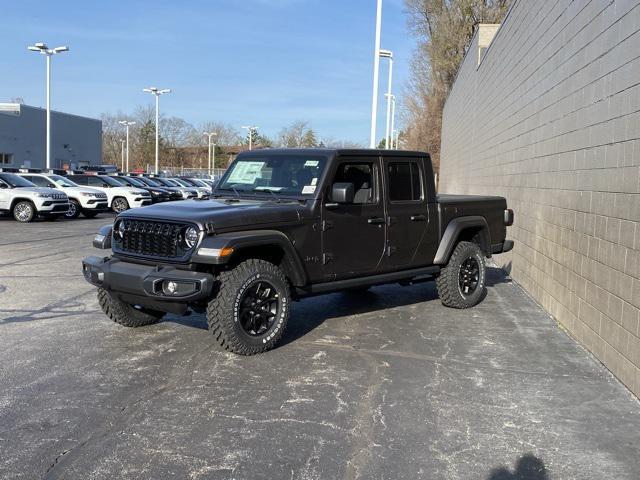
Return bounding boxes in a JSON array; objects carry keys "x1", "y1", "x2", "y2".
[
  {"x1": 238, "y1": 280, "x2": 280, "y2": 336},
  {"x1": 458, "y1": 257, "x2": 480, "y2": 297}
]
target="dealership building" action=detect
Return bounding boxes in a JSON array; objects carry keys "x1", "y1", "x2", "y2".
[{"x1": 0, "y1": 103, "x2": 101, "y2": 170}]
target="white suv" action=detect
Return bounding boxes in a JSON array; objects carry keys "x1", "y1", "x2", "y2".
[
  {"x1": 67, "y1": 174, "x2": 151, "y2": 213},
  {"x1": 19, "y1": 172, "x2": 109, "y2": 219},
  {"x1": 0, "y1": 172, "x2": 70, "y2": 222}
]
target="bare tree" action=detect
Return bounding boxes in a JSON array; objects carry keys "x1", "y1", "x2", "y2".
[
  {"x1": 403, "y1": 0, "x2": 510, "y2": 172},
  {"x1": 276, "y1": 120, "x2": 319, "y2": 148}
]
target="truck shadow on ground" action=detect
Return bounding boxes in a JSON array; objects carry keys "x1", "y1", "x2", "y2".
[
  {"x1": 167, "y1": 266, "x2": 513, "y2": 347},
  {"x1": 487, "y1": 454, "x2": 548, "y2": 479}
]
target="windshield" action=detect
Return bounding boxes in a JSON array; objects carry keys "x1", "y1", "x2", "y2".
[
  {"x1": 155, "y1": 178, "x2": 178, "y2": 187},
  {"x1": 98, "y1": 175, "x2": 124, "y2": 187},
  {"x1": 0, "y1": 173, "x2": 37, "y2": 188},
  {"x1": 218, "y1": 154, "x2": 328, "y2": 196},
  {"x1": 138, "y1": 177, "x2": 162, "y2": 187},
  {"x1": 50, "y1": 175, "x2": 78, "y2": 188},
  {"x1": 190, "y1": 179, "x2": 208, "y2": 187},
  {"x1": 121, "y1": 177, "x2": 146, "y2": 187},
  {"x1": 108, "y1": 177, "x2": 129, "y2": 187},
  {"x1": 172, "y1": 178, "x2": 190, "y2": 187}
]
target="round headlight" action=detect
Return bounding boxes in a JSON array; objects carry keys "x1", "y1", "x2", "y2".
[
  {"x1": 114, "y1": 220, "x2": 126, "y2": 240},
  {"x1": 184, "y1": 227, "x2": 199, "y2": 249}
]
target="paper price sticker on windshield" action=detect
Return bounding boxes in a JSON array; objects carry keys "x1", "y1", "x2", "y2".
[
  {"x1": 227, "y1": 161, "x2": 265, "y2": 184},
  {"x1": 302, "y1": 185, "x2": 316, "y2": 194},
  {"x1": 304, "y1": 160, "x2": 319, "y2": 167}
]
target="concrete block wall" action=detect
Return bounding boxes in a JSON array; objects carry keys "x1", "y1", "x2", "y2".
[{"x1": 439, "y1": 0, "x2": 640, "y2": 397}]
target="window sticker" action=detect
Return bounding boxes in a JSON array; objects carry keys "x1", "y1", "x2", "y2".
[
  {"x1": 311, "y1": 177, "x2": 318, "y2": 186},
  {"x1": 226, "y1": 161, "x2": 265, "y2": 184},
  {"x1": 301, "y1": 185, "x2": 316, "y2": 194},
  {"x1": 255, "y1": 186, "x2": 284, "y2": 191},
  {"x1": 304, "y1": 160, "x2": 319, "y2": 167}
]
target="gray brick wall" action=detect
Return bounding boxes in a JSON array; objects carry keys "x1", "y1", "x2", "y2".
[{"x1": 439, "y1": 0, "x2": 640, "y2": 397}]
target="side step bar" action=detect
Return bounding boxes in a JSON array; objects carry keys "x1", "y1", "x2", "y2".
[{"x1": 295, "y1": 266, "x2": 441, "y2": 298}]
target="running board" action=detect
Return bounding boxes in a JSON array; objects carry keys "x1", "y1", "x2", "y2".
[{"x1": 295, "y1": 266, "x2": 440, "y2": 297}]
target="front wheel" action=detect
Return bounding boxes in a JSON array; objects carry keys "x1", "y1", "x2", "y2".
[
  {"x1": 207, "y1": 259, "x2": 290, "y2": 355},
  {"x1": 65, "y1": 199, "x2": 81, "y2": 219},
  {"x1": 13, "y1": 201, "x2": 35, "y2": 223},
  {"x1": 436, "y1": 241, "x2": 486, "y2": 309},
  {"x1": 111, "y1": 197, "x2": 129, "y2": 213},
  {"x1": 97, "y1": 288, "x2": 165, "y2": 327}
]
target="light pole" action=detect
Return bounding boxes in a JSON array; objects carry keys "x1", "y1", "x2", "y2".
[
  {"x1": 370, "y1": 0, "x2": 383, "y2": 148},
  {"x1": 388, "y1": 93, "x2": 396, "y2": 150},
  {"x1": 380, "y1": 49, "x2": 393, "y2": 150},
  {"x1": 27, "y1": 43, "x2": 69, "y2": 169},
  {"x1": 118, "y1": 120, "x2": 136, "y2": 172},
  {"x1": 203, "y1": 131, "x2": 217, "y2": 175},
  {"x1": 143, "y1": 86, "x2": 171, "y2": 174},
  {"x1": 242, "y1": 126, "x2": 258, "y2": 150},
  {"x1": 120, "y1": 140, "x2": 126, "y2": 171}
]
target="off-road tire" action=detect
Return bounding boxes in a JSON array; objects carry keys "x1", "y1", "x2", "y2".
[
  {"x1": 97, "y1": 288, "x2": 165, "y2": 327},
  {"x1": 112, "y1": 197, "x2": 129, "y2": 213},
  {"x1": 436, "y1": 241, "x2": 486, "y2": 309},
  {"x1": 65, "y1": 199, "x2": 81, "y2": 219},
  {"x1": 206, "y1": 259, "x2": 290, "y2": 355},
  {"x1": 12, "y1": 201, "x2": 35, "y2": 223},
  {"x1": 82, "y1": 211, "x2": 99, "y2": 218}
]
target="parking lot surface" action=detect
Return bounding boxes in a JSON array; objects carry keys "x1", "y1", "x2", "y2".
[{"x1": 1, "y1": 214, "x2": 639, "y2": 480}]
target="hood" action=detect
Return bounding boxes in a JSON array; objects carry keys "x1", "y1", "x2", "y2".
[
  {"x1": 118, "y1": 198, "x2": 304, "y2": 230},
  {"x1": 19, "y1": 187, "x2": 67, "y2": 198},
  {"x1": 63, "y1": 186, "x2": 106, "y2": 196}
]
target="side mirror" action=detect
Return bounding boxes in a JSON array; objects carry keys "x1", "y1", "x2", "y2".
[
  {"x1": 48, "y1": 183, "x2": 56, "y2": 188},
  {"x1": 0, "y1": 183, "x2": 7, "y2": 189},
  {"x1": 331, "y1": 182, "x2": 354, "y2": 204}
]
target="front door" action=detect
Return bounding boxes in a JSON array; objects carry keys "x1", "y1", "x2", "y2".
[
  {"x1": 0, "y1": 178, "x2": 10, "y2": 210},
  {"x1": 382, "y1": 157, "x2": 432, "y2": 268},
  {"x1": 321, "y1": 156, "x2": 386, "y2": 280}
]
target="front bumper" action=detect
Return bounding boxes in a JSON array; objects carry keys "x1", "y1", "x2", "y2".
[
  {"x1": 82, "y1": 199, "x2": 109, "y2": 211},
  {"x1": 38, "y1": 200, "x2": 70, "y2": 213},
  {"x1": 82, "y1": 255, "x2": 215, "y2": 313}
]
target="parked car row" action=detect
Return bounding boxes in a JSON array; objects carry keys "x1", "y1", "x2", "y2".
[{"x1": 0, "y1": 167, "x2": 219, "y2": 223}]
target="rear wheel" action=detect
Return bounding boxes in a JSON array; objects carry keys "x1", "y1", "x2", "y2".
[
  {"x1": 207, "y1": 259, "x2": 290, "y2": 355},
  {"x1": 97, "y1": 288, "x2": 165, "y2": 327},
  {"x1": 436, "y1": 241, "x2": 486, "y2": 308},
  {"x1": 12, "y1": 201, "x2": 35, "y2": 223},
  {"x1": 65, "y1": 199, "x2": 81, "y2": 219},
  {"x1": 112, "y1": 197, "x2": 129, "y2": 213}
]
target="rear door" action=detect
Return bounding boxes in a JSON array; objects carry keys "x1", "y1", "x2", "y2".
[
  {"x1": 321, "y1": 156, "x2": 386, "y2": 280},
  {"x1": 382, "y1": 157, "x2": 433, "y2": 268}
]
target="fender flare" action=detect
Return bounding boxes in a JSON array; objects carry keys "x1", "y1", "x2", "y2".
[
  {"x1": 433, "y1": 216, "x2": 491, "y2": 265},
  {"x1": 192, "y1": 229, "x2": 308, "y2": 286},
  {"x1": 9, "y1": 197, "x2": 37, "y2": 212}
]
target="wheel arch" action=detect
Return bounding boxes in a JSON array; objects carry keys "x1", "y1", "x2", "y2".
[
  {"x1": 433, "y1": 216, "x2": 491, "y2": 265},
  {"x1": 10, "y1": 197, "x2": 36, "y2": 212},
  {"x1": 192, "y1": 230, "x2": 308, "y2": 287}
]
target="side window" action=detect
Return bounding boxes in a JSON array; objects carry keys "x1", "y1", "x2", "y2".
[
  {"x1": 333, "y1": 162, "x2": 376, "y2": 204},
  {"x1": 28, "y1": 176, "x2": 50, "y2": 188},
  {"x1": 387, "y1": 162, "x2": 422, "y2": 202},
  {"x1": 70, "y1": 176, "x2": 85, "y2": 185},
  {"x1": 86, "y1": 177, "x2": 101, "y2": 187}
]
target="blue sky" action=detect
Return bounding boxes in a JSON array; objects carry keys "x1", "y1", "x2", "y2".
[{"x1": 1, "y1": 0, "x2": 413, "y2": 144}]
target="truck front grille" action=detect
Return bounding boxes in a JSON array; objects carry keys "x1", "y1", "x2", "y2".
[{"x1": 118, "y1": 219, "x2": 185, "y2": 259}]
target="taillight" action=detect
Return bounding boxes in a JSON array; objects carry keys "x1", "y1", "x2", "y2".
[{"x1": 504, "y1": 209, "x2": 514, "y2": 226}]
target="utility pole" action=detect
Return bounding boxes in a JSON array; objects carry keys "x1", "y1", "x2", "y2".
[
  {"x1": 118, "y1": 120, "x2": 136, "y2": 172},
  {"x1": 120, "y1": 140, "x2": 125, "y2": 171},
  {"x1": 143, "y1": 87, "x2": 171, "y2": 174},
  {"x1": 27, "y1": 43, "x2": 69, "y2": 169},
  {"x1": 389, "y1": 94, "x2": 396, "y2": 149},
  {"x1": 369, "y1": 0, "x2": 383, "y2": 148}
]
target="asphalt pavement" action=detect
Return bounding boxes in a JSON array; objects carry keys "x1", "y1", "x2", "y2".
[{"x1": 1, "y1": 213, "x2": 639, "y2": 480}]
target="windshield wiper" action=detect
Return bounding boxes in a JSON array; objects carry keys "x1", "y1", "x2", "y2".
[{"x1": 252, "y1": 188, "x2": 282, "y2": 202}]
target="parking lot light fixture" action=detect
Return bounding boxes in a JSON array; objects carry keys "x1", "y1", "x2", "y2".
[
  {"x1": 27, "y1": 42, "x2": 69, "y2": 170},
  {"x1": 379, "y1": 49, "x2": 393, "y2": 150},
  {"x1": 118, "y1": 121, "x2": 136, "y2": 172},
  {"x1": 242, "y1": 126, "x2": 258, "y2": 151},
  {"x1": 203, "y1": 132, "x2": 217, "y2": 174},
  {"x1": 143, "y1": 87, "x2": 171, "y2": 174}
]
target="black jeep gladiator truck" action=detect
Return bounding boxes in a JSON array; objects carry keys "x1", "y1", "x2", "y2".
[{"x1": 83, "y1": 149, "x2": 513, "y2": 354}]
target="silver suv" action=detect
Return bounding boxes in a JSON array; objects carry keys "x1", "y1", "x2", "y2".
[
  {"x1": 0, "y1": 172, "x2": 69, "y2": 222},
  {"x1": 19, "y1": 172, "x2": 108, "y2": 219}
]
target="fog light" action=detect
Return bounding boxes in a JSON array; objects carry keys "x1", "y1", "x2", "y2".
[
  {"x1": 161, "y1": 280, "x2": 197, "y2": 296},
  {"x1": 166, "y1": 281, "x2": 178, "y2": 294}
]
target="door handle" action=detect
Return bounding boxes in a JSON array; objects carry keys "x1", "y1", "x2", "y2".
[
  {"x1": 410, "y1": 214, "x2": 427, "y2": 221},
  {"x1": 368, "y1": 217, "x2": 385, "y2": 225}
]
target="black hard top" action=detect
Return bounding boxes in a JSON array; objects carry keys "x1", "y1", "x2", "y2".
[{"x1": 238, "y1": 148, "x2": 430, "y2": 158}]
